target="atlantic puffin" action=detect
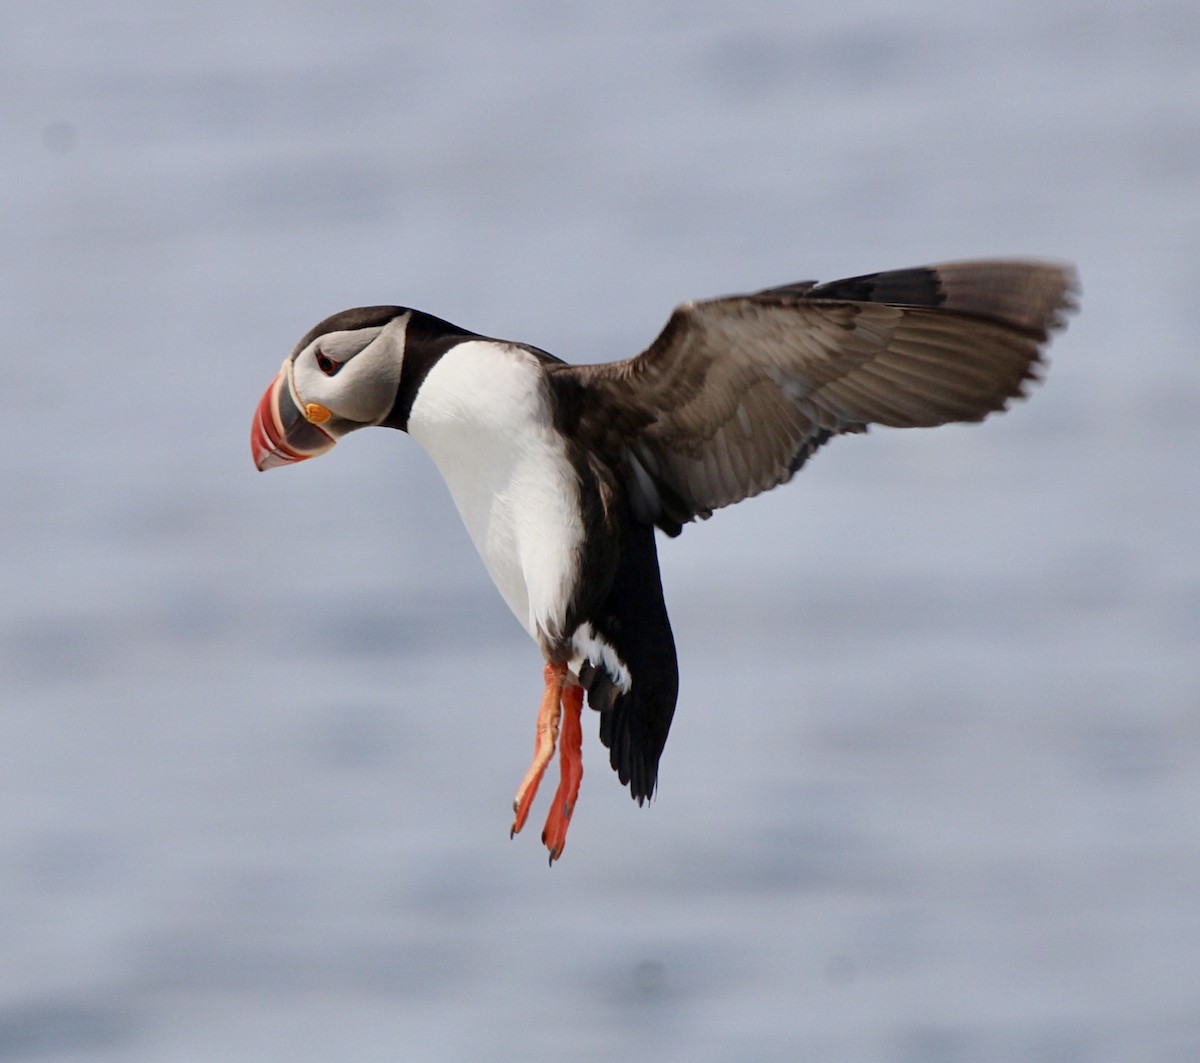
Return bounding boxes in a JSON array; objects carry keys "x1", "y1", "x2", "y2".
[{"x1": 251, "y1": 259, "x2": 1077, "y2": 862}]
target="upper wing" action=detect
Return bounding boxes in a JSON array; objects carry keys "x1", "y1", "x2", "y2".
[{"x1": 553, "y1": 259, "x2": 1078, "y2": 535}]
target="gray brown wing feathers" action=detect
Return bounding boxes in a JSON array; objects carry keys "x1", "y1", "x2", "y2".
[{"x1": 556, "y1": 259, "x2": 1078, "y2": 535}]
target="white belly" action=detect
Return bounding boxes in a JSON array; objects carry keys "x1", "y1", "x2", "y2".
[{"x1": 407, "y1": 341, "x2": 583, "y2": 643}]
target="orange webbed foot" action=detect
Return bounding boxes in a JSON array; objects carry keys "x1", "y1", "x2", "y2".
[
  {"x1": 541, "y1": 682, "x2": 584, "y2": 864},
  {"x1": 510, "y1": 663, "x2": 567, "y2": 838}
]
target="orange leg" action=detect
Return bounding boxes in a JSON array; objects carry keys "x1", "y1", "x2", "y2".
[
  {"x1": 542, "y1": 682, "x2": 584, "y2": 864},
  {"x1": 510, "y1": 663, "x2": 567, "y2": 838}
]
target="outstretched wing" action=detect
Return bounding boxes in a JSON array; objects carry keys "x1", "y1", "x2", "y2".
[{"x1": 555, "y1": 260, "x2": 1078, "y2": 535}]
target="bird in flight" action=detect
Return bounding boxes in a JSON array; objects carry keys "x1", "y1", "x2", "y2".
[{"x1": 251, "y1": 259, "x2": 1077, "y2": 863}]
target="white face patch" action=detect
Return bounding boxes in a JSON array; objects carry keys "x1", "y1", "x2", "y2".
[{"x1": 292, "y1": 314, "x2": 409, "y2": 425}]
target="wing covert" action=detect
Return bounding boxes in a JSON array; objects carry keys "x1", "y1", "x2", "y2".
[{"x1": 554, "y1": 259, "x2": 1078, "y2": 535}]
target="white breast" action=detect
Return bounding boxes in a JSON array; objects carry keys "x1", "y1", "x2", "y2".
[{"x1": 406, "y1": 340, "x2": 583, "y2": 644}]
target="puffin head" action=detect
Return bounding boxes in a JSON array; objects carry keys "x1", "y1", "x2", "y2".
[{"x1": 251, "y1": 306, "x2": 408, "y2": 471}]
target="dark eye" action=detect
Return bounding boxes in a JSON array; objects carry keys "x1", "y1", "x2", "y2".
[{"x1": 315, "y1": 349, "x2": 344, "y2": 376}]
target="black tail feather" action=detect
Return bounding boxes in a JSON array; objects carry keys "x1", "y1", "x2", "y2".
[{"x1": 577, "y1": 521, "x2": 678, "y2": 803}]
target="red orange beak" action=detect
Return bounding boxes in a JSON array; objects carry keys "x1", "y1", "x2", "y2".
[{"x1": 251, "y1": 362, "x2": 337, "y2": 471}]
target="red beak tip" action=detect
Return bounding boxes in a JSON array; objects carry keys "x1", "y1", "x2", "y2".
[{"x1": 251, "y1": 367, "x2": 335, "y2": 471}]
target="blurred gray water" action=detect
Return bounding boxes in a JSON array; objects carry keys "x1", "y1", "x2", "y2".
[{"x1": 3, "y1": 1, "x2": 1199, "y2": 1060}]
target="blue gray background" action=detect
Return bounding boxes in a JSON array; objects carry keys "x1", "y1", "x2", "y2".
[{"x1": 3, "y1": 2, "x2": 1198, "y2": 1060}]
